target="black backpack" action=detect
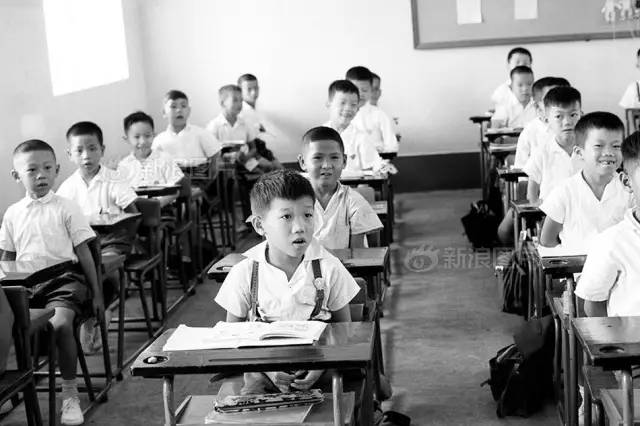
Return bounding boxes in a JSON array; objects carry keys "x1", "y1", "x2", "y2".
[
  {"x1": 460, "y1": 200, "x2": 499, "y2": 249},
  {"x1": 482, "y1": 316, "x2": 554, "y2": 418},
  {"x1": 501, "y1": 244, "x2": 531, "y2": 317}
]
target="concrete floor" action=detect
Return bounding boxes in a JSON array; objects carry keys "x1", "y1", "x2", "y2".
[{"x1": 2, "y1": 189, "x2": 559, "y2": 425}]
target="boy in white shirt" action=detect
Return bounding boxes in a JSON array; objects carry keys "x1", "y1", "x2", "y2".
[
  {"x1": 0, "y1": 139, "x2": 99, "y2": 425},
  {"x1": 618, "y1": 48, "x2": 640, "y2": 109},
  {"x1": 298, "y1": 126, "x2": 383, "y2": 249},
  {"x1": 152, "y1": 90, "x2": 221, "y2": 167},
  {"x1": 575, "y1": 130, "x2": 640, "y2": 317},
  {"x1": 346, "y1": 66, "x2": 399, "y2": 153},
  {"x1": 323, "y1": 80, "x2": 395, "y2": 175},
  {"x1": 491, "y1": 47, "x2": 533, "y2": 110},
  {"x1": 513, "y1": 77, "x2": 570, "y2": 168},
  {"x1": 491, "y1": 66, "x2": 536, "y2": 129},
  {"x1": 540, "y1": 112, "x2": 630, "y2": 251},
  {"x1": 206, "y1": 84, "x2": 254, "y2": 144},
  {"x1": 215, "y1": 169, "x2": 360, "y2": 392}
]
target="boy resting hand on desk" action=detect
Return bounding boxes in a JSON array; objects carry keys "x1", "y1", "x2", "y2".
[
  {"x1": 214, "y1": 169, "x2": 360, "y2": 392},
  {"x1": 0, "y1": 139, "x2": 99, "y2": 425}
]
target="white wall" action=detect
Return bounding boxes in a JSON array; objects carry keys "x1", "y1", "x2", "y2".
[
  {"x1": 138, "y1": 0, "x2": 640, "y2": 164},
  {"x1": 0, "y1": 0, "x2": 148, "y2": 213}
]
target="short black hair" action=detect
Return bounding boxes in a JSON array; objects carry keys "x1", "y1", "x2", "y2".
[
  {"x1": 371, "y1": 72, "x2": 380, "y2": 83},
  {"x1": 574, "y1": 112, "x2": 624, "y2": 148},
  {"x1": 302, "y1": 126, "x2": 345, "y2": 154},
  {"x1": 345, "y1": 66, "x2": 373, "y2": 83},
  {"x1": 544, "y1": 86, "x2": 582, "y2": 109},
  {"x1": 164, "y1": 90, "x2": 188, "y2": 103},
  {"x1": 13, "y1": 139, "x2": 56, "y2": 161},
  {"x1": 507, "y1": 47, "x2": 532, "y2": 63},
  {"x1": 510, "y1": 65, "x2": 533, "y2": 80},
  {"x1": 219, "y1": 84, "x2": 241, "y2": 100},
  {"x1": 623, "y1": 131, "x2": 640, "y2": 172},
  {"x1": 250, "y1": 169, "x2": 315, "y2": 216},
  {"x1": 328, "y1": 80, "x2": 360, "y2": 101},
  {"x1": 554, "y1": 77, "x2": 571, "y2": 87},
  {"x1": 532, "y1": 76, "x2": 570, "y2": 98},
  {"x1": 66, "y1": 121, "x2": 103, "y2": 146},
  {"x1": 123, "y1": 111, "x2": 154, "y2": 133},
  {"x1": 237, "y1": 74, "x2": 258, "y2": 86},
  {"x1": 636, "y1": 48, "x2": 640, "y2": 57}
]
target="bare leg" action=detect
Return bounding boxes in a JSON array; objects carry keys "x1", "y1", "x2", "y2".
[{"x1": 48, "y1": 307, "x2": 77, "y2": 380}]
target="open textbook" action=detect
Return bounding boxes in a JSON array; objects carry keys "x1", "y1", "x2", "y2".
[{"x1": 162, "y1": 321, "x2": 327, "y2": 351}]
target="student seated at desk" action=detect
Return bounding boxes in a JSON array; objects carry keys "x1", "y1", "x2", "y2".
[
  {"x1": 152, "y1": 89, "x2": 222, "y2": 168},
  {"x1": 323, "y1": 80, "x2": 396, "y2": 175},
  {"x1": 237, "y1": 73, "x2": 282, "y2": 146},
  {"x1": 117, "y1": 111, "x2": 184, "y2": 206},
  {"x1": 370, "y1": 72, "x2": 402, "y2": 143},
  {"x1": 540, "y1": 112, "x2": 630, "y2": 251},
  {"x1": 346, "y1": 66, "x2": 398, "y2": 154},
  {"x1": 575, "y1": 130, "x2": 640, "y2": 317},
  {"x1": 298, "y1": 126, "x2": 383, "y2": 249},
  {"x1": 513, "y1": 76, "x2": 570, "y2": 169},
  {"x1": 491, "y1": 47, "x2": 533, "y2": 111},
  {"x1": 0, "y1": 139, "x2": 99, "y2": 425},
  {"x1": 619, "y1": 48, "x2": 640, "y2": 109},
  {"x1": 214, "y1": 170, "x2": 360, "y2": 393},
  {"x1": 57, "y1": 121, "x2": 139, "y2": 354},
  {"x1": 491, "y1": 66, "x2": 536, "y2": 129}
]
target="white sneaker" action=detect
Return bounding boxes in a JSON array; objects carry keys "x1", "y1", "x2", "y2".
[{"x1": 60, "y1": 396, "x2": 84, "y2": 425}]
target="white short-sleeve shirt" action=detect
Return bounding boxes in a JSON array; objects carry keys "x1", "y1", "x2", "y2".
[
  {"x1": 541, "y1": 172, "x2": 631, "y2": 251},
  {"x1": 575, "y1": 210, "x2": 640, "y2": 316},
  {"x1": 491, "y1": 80, "x2": 512, "y2": 108},
  {"x1": 152, "y1": 124, "x2": 221, "y2": 166},
  {"x1": 116, "y1": 151, "x2": 184, "y2": 187},
  {"x1": 206, "y1": 113, "x2": 254, "y2": 143},
  {"x1": 323, "y1": 121, "x2": 385, "y2": 173},
  {"x1": 523, "y1": 137, "x2": 583, "y2": 201},
  {"x1": 214, "y1": 239, "x2": 360, "y2": 322},
  {"x1": 619, "y1": 81, "x2": 640, "y2": 109},
  {"x1": 0, "y1": 192, "x2": 95, "y2": 262},
  {"x1": 351, "y1": 103, "x2": 399, "y2": 153},
  {"x1": 313, "y1": 183, "x2": 383, "y2": 250},
  {"x1": 492, "y1": 98, "x2": 537, "y2": 129},
  {"x1": 57, "y1": 166, "x2": 138, "y2": 216},
  {"x1": 514, "y1": 117, "x2": 552, "y2": 169}
]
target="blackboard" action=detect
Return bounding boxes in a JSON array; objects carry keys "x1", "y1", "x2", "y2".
[{"x1": 412, "y1": 0, "x2": 640, "y2": 49}]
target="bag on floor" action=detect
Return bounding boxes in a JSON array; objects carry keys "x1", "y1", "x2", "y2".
[
  {"x1": 482, "y1": 316, "x2": 554, "y2": 418},
  {"x1": 460, "y1": 200, "x2": 499, "y2": 249},
  {"x1": 501, "y1": 246, "x2": 530, "y2": 317}
]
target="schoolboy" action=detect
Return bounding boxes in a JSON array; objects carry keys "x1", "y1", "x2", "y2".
[
  {"x1": 237, "y1": 74, "x2": 267, "y2": 138},
  {"x1": 491, "y1": 47, "x2": 533, "y2": 110},
  {"x1": 206, "y1": 84, "x2": 254, "y2": 144},
  {"x1": 540, "y1": 112, "x2": 630, "y2": 251},
  {"x1": 323, "y1": 80, "x2": 395, "y2": 174},
  {"x1": 370, "y1": 72, "x2": 382, "y2": 106},
  {"x1": 57, "y1": 121, "x2": 138, "y2": 353},
  {"x1": 298, "y1": 126, "x2": 383, "y2": 249},
  {"x1": 513, "y1": 77, "x2": 571, "y2": 168},
  {"x1": 491, "y1": 66, "x2": 536, "y2": 129},
  {"x1": 619, "y1": 48, "x2": 640, "y2": 109},
  {"x1": 0, "y1": 139, "x2": 99, "y2": 425},
  {"x1": 117, "y1": 111, "x2": 184, "y2": 189},
  {"x1": 346, "y1": 66, "x2": 399, "y2": 153},
  {"x1": 575, "y1": 130, "x2": 640, "y2": 317},
  {"x1": 152, "y1": 90, "x2": 221, "y2": 167},
  {"x1": 523, "y1": 86, "x2": 584, "y2": 204},
  {"x1": 214, "y1": 169, "x2": 360, "y2": 392}
]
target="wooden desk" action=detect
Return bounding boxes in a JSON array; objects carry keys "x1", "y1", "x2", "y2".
[
  {"x1": 497, "y1": 167, "x2": 527, "y2": 211},
  {"x1": 379, "y1": 151, "x2": 397, "y2": 161},
  {"x1": 134, "y1": 185, "x2": 180, "y2": 197},
  {"x1": 510, "y1": 201, "x2": 544, "y2": 249},
  {"x1": 89, "y1": 212, "x2": 141, "y2": 232},
  {"x1": 371, "y1": 201, "x2": 391, "y2": 245},
  {"x1": 130, "y1": 322, "x2": 375, "y2": 426},
  {"x1": 573, "y1": 316, "x2": 640, "y2": 426},
  {"x1": 0, "y1": 259, "x2": 73, "y2": 287},
  {"x1": 470, "y1": 114, "x2": 492, "y2": 199}
]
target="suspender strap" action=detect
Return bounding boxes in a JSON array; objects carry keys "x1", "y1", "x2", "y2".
[
  {"x1": 249, "y1": 260, "x2": 261, "y2": 322},
  {"x1": 636, "y1": 81, "x2": 639, "y2": 103},
  {"x1": 309, "y1": 259, "x2": 325, "y2": 320}
]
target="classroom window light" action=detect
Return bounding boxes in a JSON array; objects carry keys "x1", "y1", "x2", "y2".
[{"x1": 43, "y1": 0, "x2": 129, "y2": 96}]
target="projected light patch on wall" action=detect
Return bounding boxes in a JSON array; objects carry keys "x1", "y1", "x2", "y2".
[{"x1": 43, "y1": 0, "x2": 129, "y2": 96}]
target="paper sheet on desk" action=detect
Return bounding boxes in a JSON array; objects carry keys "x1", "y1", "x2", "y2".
[
  {"x1": 205, "y1": 404, "x2": 312, "y2": 424},
  {"x1": 536, "y1": 245, "x2": 586, "y2": 258}
]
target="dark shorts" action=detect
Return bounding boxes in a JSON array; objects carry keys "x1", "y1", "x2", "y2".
[
  {"x1": 99, "y1": 229, "x2": 133, "y2": 257},
  {"x1": 31, "y1": 272, "x2": 90, "y2": 317}
]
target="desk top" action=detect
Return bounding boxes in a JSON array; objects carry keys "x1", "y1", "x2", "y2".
[
  {"x1": 497, "y1": 167, "x2": 527, "y2": 181},
  {"x1": 573, "y1": 316, "x2": 640, "y2": 370},
  {"x1": 485, "y1": 127, "x2": 523, "y2": 140},
  {"x1": 339, "y1": 173, "x2": 388, "y2": 185},
  {"x1": 130, "y1": 322, "x2": 374, "y2": 378},
  {"x1": 540, "y1": 255, "x2": 586, "y2": 276},
  {"x1": 510, "y1": 200, "x2": 543, "y2": 215},
  {"x1": 89, "y1": 212, "x2": 141, "y2": 230},
  {"x1": 134, "y1": 185, "x2": 180, "y2": 197},
  {"x1": 207, "y1": 247, "x2": 389, "y2": 281},
  {"x1": 0, "y1": 259, "x2": 73, "y2": 286},
  {"x1": 469, "y1": 115, "x2": 492, "y2": 124},
  {"x1": 379, "y1": 151, "x2": 397, "y2": 160}
]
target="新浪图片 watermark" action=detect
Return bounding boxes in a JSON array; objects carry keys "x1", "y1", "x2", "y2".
[{"x1": 402, "y1": 244, "x2": 511, "y2": 273}]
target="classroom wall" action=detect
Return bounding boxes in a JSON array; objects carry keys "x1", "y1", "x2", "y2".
[
  {"x1": 0, "y1": 0, "x2": 148, "y2": 213},
  {"x1": 138, "y1": 0, "x2": 640, "y2": 167}
]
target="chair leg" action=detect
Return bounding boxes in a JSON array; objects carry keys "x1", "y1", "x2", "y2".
[
  {"x1": 23, "y1": 379, "x2": 43, "y2": 426},
  {"x1": 117, "y1": 269, "x2": 127, "y2": 380},
  {"x1": 74, "y1": 326, "x2": 95, "y2": 402},
  {"x1": 136, "y1": 271, "x2": 154, "y2": 338},
  {"x1": 47, "y1": 323, "x2": 56, "y2": 426},
  {"x1": 97, "y1": 307, "x2": 113, "y2": 386},
  {"x1": 150, "y1": 269, "x2": 159, "y2": 321},
  {"x1": 176, "y1": 237, "x2": 187, "y2": 292}
]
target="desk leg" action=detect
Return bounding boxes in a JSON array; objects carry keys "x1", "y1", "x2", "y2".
[
  {"x1": 331, "y1": 371, "x2": 343, "y2": 426},
  {"x1": 513, "y1": 211, "x2": 520, "y2": 250},
  {"x1": 163, "y1": 376, "x2": 176, "y2": 426},
  {"x1": 561, "y1": 314, "x2": 570, "y2": 426},
  {"x1": 583, "y1": 350, "x2": 592, "y2": 426},
  {"x1": 621, "y1": 369, "x2": 633, "y2": 426}
]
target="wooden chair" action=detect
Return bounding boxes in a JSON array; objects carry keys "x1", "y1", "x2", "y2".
[
  {"x1": 164, "y1": 177, "x2": 196, "y2": 293},
  {"x1": 1, "y1": 286, "x2": 50, "y2": 426},
  {"x1": 625, "y1": 108, "x2": 640, "y2": 137}
]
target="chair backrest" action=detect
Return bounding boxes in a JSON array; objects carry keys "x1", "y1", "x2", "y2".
[
  {"x1": 625, "y1": 108, "x2": 640, "y2": 137},
  {"x1": 134, "y1": 198, "x2": 163, "y2": 253},
  {"x1": 354, "y1": 184, "x2": 376, "y2": 204},
  {"x1": 3, "y1": 286, "x2": 30, "y2": 369}
]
